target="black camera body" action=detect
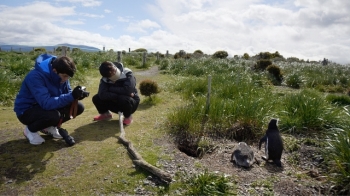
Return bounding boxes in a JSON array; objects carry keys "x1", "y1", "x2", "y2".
[{"x1": 81, "y1": 86, "x2": 90, "y2": 98}]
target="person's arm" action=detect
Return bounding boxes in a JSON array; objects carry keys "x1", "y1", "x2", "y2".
[
  {"x1": 108, "y1": 74, "x2": 136, "y2": 96},
  {"x1": 27, "y1": 73, "x2": 74, "y2": 110},
  {"x1": 97, "y1": 79, "x2": 121, "y2": 100}
]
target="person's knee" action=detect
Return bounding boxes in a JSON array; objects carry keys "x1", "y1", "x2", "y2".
[
  {"x1": 77, "y1": 102, "x2": 85, "y2": 115},
  {"x1": 92, "y1": 94, "x2": 100, "y2": 104}
]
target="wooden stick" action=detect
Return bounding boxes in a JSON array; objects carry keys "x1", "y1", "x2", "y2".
[{"x1": 117, "y1": 112, "x2": 172, "y2": 183}]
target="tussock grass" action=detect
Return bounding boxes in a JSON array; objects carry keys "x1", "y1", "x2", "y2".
[
  {"x1": 184, "y1": 169, "x2": 236, "y2": 195},
  {"x1": 278, "y1": 89, "x2": 345, "y2": 132},
  {"x1": 2, "y1": 51, "x2": 350, "y2": 194}
]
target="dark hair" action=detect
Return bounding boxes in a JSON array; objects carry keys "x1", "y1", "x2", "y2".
[
  {"x1": 52, "y1": 56, "x2": 76, "y2": 77},
  {"x1": 99, "y1": 61, "x2": 115, "y2": 77}
]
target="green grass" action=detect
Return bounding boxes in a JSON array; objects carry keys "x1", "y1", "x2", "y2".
[
  {"x1": 326, "y1": 127, "x2": 350, "y2": 193},
  {"x1": 184, "y1": 169, "x2": 236, "y2": 195},
  {"x1": 0, "y1": 67, "x2": 183, "y2": 195},
  {"x1": 1, "y1": 52, "x2": 350, "y2": 194}
]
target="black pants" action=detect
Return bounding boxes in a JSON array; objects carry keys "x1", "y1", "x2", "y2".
[
  {"x1": 17, "y1": 102, "x2": 84, "y2": 132},
  {"x1": 92, "y1": 94, "x2": 139, "y2": 118}
]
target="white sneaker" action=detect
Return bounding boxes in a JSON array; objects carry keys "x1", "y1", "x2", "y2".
[
  {"x1": 40, "y1": 126, "x2": 63, "y2": 139},
  {"x1": 23, "y1": 126, "x2": 45, "y2": 145}
]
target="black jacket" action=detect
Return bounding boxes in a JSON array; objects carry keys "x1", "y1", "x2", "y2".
[{"x1": 97, "y1": 62, "x2": 140, "y2": 102}]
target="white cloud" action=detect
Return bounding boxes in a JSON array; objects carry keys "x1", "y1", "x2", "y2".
[
  {"x1": 55, "y1": 0, "x2": 102, "y2": 7},
  {"x1": 100, "y1": 24, "x2": 113, "y2": 30},
  {"x1": 0, "y1": 2, "x2": 74, "y2": 21},
  {"x1": 104, "y1": 9, "x2": 112, "y2": 13},
  {"x1": 117, "y1": 16, "x2": 131, "y2": 23},
  {"x1": 144, "y1": 0, "x2": 350, "y2": 64},
  {"x1": 126, "y1": 19, "x2": 161, "y2": 33},
  {"x1": 0, "y1": 0, "x2": 350, "y2": 64},
  {"x1": 62, "y1": 20, "x2": 85, "y2": 25},
  {"x1": 80, "y1": 13, "x2": 104, "y2": 18}
]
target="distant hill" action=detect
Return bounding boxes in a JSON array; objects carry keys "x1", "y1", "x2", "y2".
[{"x1": 0, "y1": 43, "x2": 101, "y2": 52}]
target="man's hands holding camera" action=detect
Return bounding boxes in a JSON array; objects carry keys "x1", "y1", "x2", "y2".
[{"x1": 72, "y1": 86, "x2": 90, "y2": 100}]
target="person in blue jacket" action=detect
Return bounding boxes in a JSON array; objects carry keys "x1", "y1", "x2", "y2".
[
  {"x1": 14, "y1": 54, "x2": 86, "y2": 145},
  {"x1": 92, "y1": 61, "x2": 139, "y2": 125}
]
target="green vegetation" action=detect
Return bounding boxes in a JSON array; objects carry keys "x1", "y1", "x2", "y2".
[
  {"x1": 212, "y1": 50, "x2": 228, "y2": 59},
  {"x1": 1, "y1": 49, "x2": 350, "y2": 195},
  {"x1": 184, "y1": 170, "x2": 236, "y2": 195},
  {"x1": 161, "y1": 57, "x2": 350, "y2": 193},
  {"x1": 139, "y1": 79, "x2": 161, "y2": 101}
]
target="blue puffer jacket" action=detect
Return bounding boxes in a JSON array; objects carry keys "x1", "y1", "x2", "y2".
[{"x1": 14, "y1": 54, "x2": 75, "y2": 116}]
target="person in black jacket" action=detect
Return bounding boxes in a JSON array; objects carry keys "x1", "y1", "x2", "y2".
[{"x1": 92, "y1": 61, "x2": 140, "y2": 125}]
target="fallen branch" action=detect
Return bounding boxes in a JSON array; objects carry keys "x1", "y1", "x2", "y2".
[{"x1": 117, "y1": 112, "x2": 172, "y2": 183}]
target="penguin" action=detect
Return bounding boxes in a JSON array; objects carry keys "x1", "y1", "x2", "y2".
[
  {"x1": 230, "y1": 142, "x2": 255, "y2": 168},
  {"x1": 259, "y1": 119, "x2": 283, "y2": 167}
]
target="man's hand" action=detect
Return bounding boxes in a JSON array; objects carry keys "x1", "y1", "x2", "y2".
[{"x1": 72, "y1": 86, "x2": 83, "y2": 99}]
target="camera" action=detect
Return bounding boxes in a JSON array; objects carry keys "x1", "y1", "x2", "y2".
[{"x1": 81, "y1": 86, "x2": 90, "y2": 98}]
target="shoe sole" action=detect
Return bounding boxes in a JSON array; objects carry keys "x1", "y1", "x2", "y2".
[
  {"x1": 53, "y1": 135, "x2": 63, "y2": 139},
  {"x1": 123, "y1": 120, "x2": 133, "y2": 126},
  {"x1": 93, "y1": 117, "x2": 112, "y2": 121},
  {"x1": 40, "y1": 130, "x2": 63, "y2": 139}
]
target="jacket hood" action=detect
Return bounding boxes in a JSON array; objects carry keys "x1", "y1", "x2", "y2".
[
  {"x1": 35, "y1": 54, "x2": 61, "y2": 83},
  {"x1": 101, "y1": 62, "x2": 132, "y2": 83}
]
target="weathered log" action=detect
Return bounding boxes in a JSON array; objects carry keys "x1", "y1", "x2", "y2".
[{"x1": 117, "y1": 112, "x2": 172, "y2": 183}]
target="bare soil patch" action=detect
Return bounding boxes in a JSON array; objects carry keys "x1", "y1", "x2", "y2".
[{"x1": 155, "y1": 135, "x2": 332, "y2": 195}]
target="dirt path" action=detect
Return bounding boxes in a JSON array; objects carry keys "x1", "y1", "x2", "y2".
[{"x1": 134, "y1": 65, "x2": 159, "y2": 77}]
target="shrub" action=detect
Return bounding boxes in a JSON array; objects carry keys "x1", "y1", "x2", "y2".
[
  {"x1": 185, "y1": 169, "x2": 236, "y2": 195},
  {"x1": 139, "y1": 79, "x2": 160, "y2": 100},
  {"x1": 266, "y1": 64, "x2": 283, "y2": 85},
  {"x1": 285, "y1": 73, "x2": 304, "y2": 89},
  {"x1": 133, "y1": 48, "x2": 147, "y2": 53},
  {"x1": 33, "y1": 48, "x2": 46, "y2": 53},
  {"x1": 193, "y1": 50, "x2": 203, "y2": 55},
  {"x1": 255, "y1": 59, "x2": 272, "y2": 70},
  {"x1": 55, "y1": 46, "x2": 70, "y2": 52},
  {"x1": 212, "y1": 50, "x2": 228, "y2": 59},
  {"x1": 123, "y1": 55, "x2": 141, "y2": 67},
  {"x1": 287, "y1": 57, "x2": 300, "y2": 62},
  {"x1": 174, "y1": 50, "x2": 187, "y2": 59},
  {"x1": 72, "y1": 48, "x2": 81, "y2": 53},
  {"x1": 326, "y1": 94, "x2": 350, "y2": 106},
  {"x1": 243, "y1": 53, "x2": 250, "y2": 60},
  {"x1": 158, "y1": 59, "x2": 169, "y2": 70},
  {"x1": 272, "y1": 51, "x2": 283, "y2": 58},
  {"x1": 258, "y1": 52, "x2": 273, "y2": 59},
  {"x1": 193, "y1": 50, "x2": 203, "y2": 58}
]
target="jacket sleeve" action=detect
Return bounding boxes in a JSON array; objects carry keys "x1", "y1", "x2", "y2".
[
  {"x1": 27, "y1": 73, "x2": 74, "y2": 110},
  {"x1": 67, "y1": 80, "x2": 73, "y2": 93},
  {"x1": 108, "y1": 73, "x2": 137, "y2": 95}
]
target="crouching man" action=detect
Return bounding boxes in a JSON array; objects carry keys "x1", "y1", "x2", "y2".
[
  {"x1": 92, "y1": 61, "x2": 139, "y2": 125},
  {"x1": 14, "y1": 54, "x2": 86, "y2": 145}
]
